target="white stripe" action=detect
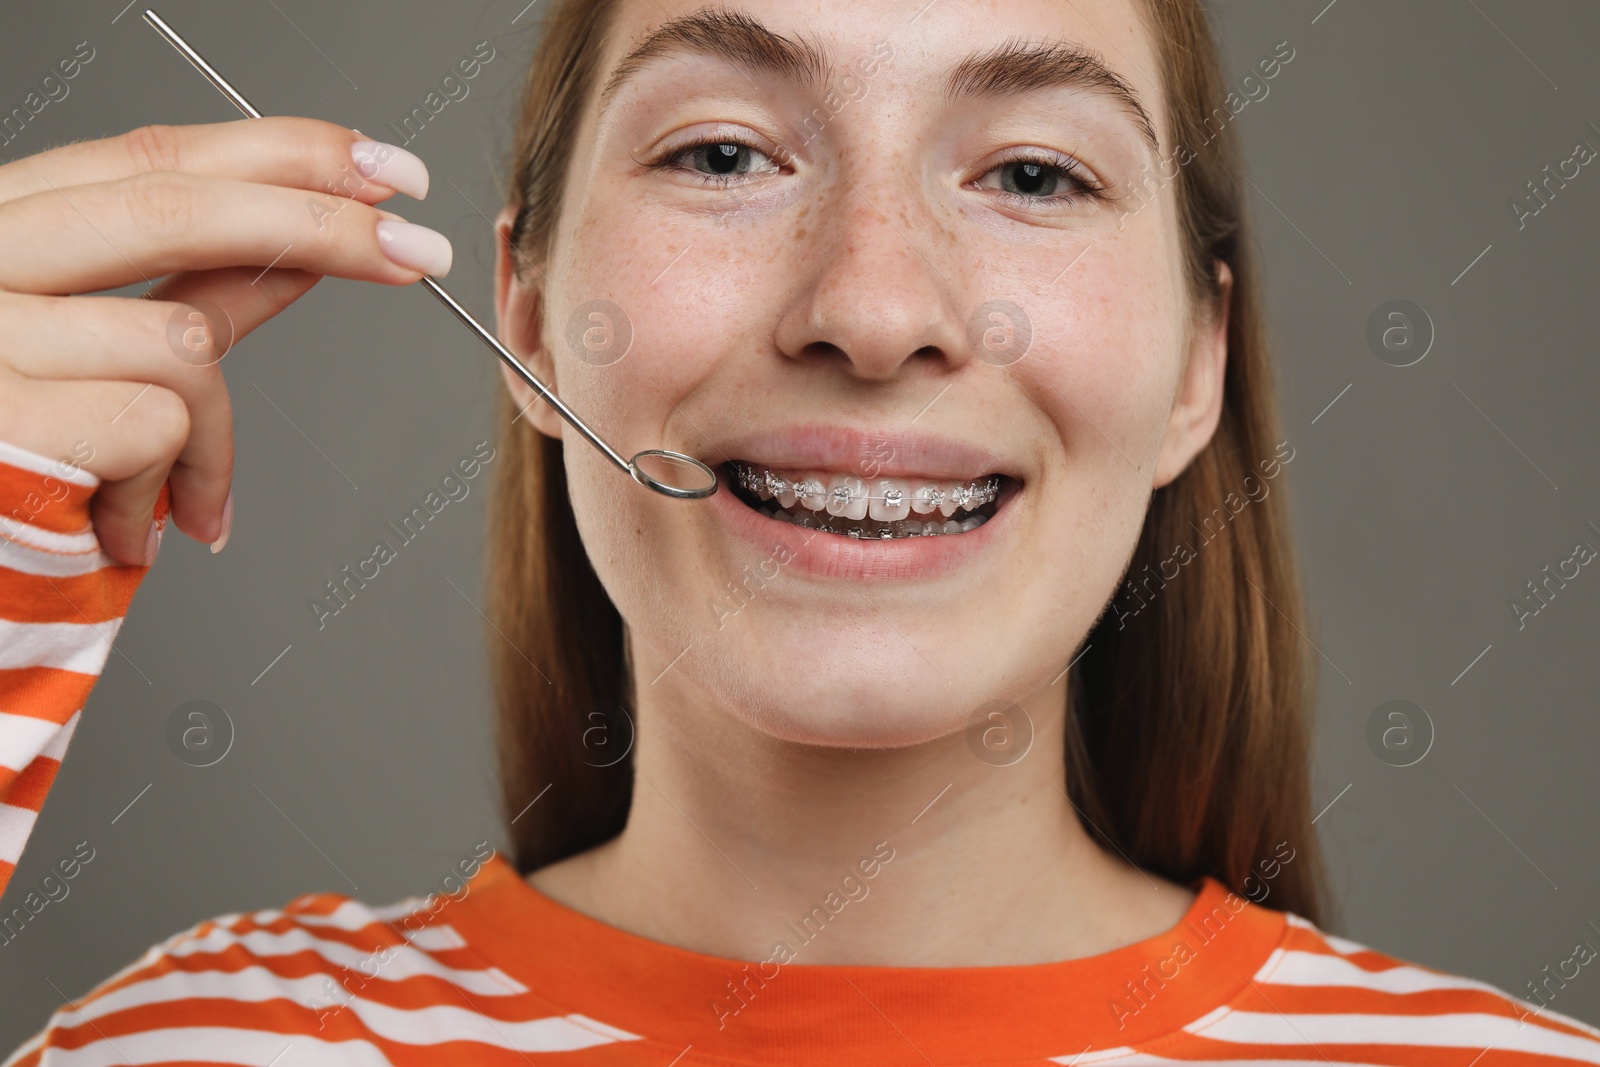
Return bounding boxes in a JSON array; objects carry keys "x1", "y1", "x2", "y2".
[
  {"x1": 1288, "y1": 920, "x2": 1457, "y2": 976},
  {"x1": 39, "y1": 710, "x2": 78, "y2": 761},
  {"x1": 275, "y1": 893, "x2": 448, "y2": 931},
  {"x1": 289, "y1": 896, "x2": 455, "y2": 942},
  {"x1": 0, "y1": 800, "x2": 40, "y2": 865},
  {"x1": 1048, "y1": 1046, "x2": 1138, "y2": 1065},
  {"x1": 0, "y1": 439, "x2": 99, "y2": 488},
  {"x1": 0, "y1": 537, "x2": 108, "y2": 579},
  {"x1": 1087, "y1": 1056, "x2": 1391, "y2": 1067},
  {"x1": 1321, "y1": 931, "x2": 1373, "y2": 956},
  {"x1": 1185, "y1": 1004, "x2": 1230, "y2": 1033},
  {"x1": 59, "y1": 965, "x2": 488, "y2": 1026},
  {"x1": 400, "y1": 925, "x2": 468, "y2": 951},
  {"x1": 0, "y1": 712, "x2": 62, "y2": 774},
  {"x1": 174, "y1": 912, "x2": 246, "y2": 943},
  {"x1": 364, "y1": 894, "x2": 477, "y2": 945},
  {"x1": 1189, "y1": 1009, "x2": 1600, "y2": 1062},
  {"x1": 62, "y1": 964, "x2": 637, "y2": 1050},
  {"x1": 0, "y1": 1030, "x2": 44, "y2": 1067},
  {"x1": 368, "y1": 894, "x2": 435, "y2": 922},
  {"x1": 284, "y1": 898, "x2": 396, "y2": 931},
  {"x1": 567, "y1": 1013, "x2": 645, "y2": 1042},
  {"x1": 206, "y1": 903, "x2": 461, "y2": 951},
  {"x1": 1534, "y1": 1003, "x2": 1600, "y2": 1043},
  {"x1": 1251, "y1": 946, "x2": 1288, "y2": 980},
  {"x1": 1286, "y1": 917, "x2": 1370, "y2": 958},
  {"x1": 17, "y1": 1027, "x2": 392, "y2": 1067},
  {"x1": 0, "y1": 617, "x2": 120, "y2": 674},
  {"x1": 320, "y1": 1006, "x2": 641, "y2": 1050},
  {"x1": 1258, "y1": 948, "x2": 1511, "y2": 997},
  {"x1": 0, "y1": 517, "x2": 102, "y2": 559},
  {"x1": 160, "y1": 923, "x2": 528, "y2": 995}
]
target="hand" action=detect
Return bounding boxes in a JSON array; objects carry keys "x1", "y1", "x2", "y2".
[{"x1": 0, "y1": 118, "x2": 452, "y2": 564}]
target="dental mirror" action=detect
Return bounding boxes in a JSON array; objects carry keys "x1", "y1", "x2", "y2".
[{"x1": 143, "y1": 8, "x2": 720, "y2": 501}]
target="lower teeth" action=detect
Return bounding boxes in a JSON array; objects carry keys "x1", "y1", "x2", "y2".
[{"x1": 756, "y1": 508, "x2": 988, "y2": 539}]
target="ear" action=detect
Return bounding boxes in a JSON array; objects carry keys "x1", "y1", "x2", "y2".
[
  {"x1": 493, "y1": 205, "x2": 564, "y2": 441},
  {"x1": 1150, "y1": 260, "x2": 1232, "y2": 489}
]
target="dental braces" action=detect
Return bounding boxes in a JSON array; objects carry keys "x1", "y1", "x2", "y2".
[{"x1": 733, "y1": 462, "x2": 1001, "y2": 511}]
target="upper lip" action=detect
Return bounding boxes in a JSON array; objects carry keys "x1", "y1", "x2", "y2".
[{"x1": 714, "y1": 424, "x2": 1019, "y2": 483}]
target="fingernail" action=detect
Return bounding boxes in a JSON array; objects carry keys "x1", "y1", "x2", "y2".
[
  {"x1": 376, "y1": 219, "x2": 453, "y2": 277},
  {"x1": 351, "y1": 140, "x2": 429, "y2": 199},
  {"x1": 211, "y1": 491, "x2": 234, "y2": 555},
  {"x1": 144, "y1": 521, "x2": 162, "y2": 566}
]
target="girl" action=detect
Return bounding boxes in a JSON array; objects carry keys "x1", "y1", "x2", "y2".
[{"x1": 2, "y1": 0, "x2": 1597, "y2": 1062}]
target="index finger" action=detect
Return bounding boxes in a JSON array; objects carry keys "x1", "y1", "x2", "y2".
[{"x1": 0, "y1": 118, "x2": 430, "y2": 207}]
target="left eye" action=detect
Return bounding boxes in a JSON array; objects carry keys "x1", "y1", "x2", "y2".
[
  {"x1": 998, "y1": 161, "x2": 1065, "y2": 197},
  {"x1": 677, "y1": 141, "x2": 775, "y2": 177},
  {"x1": 974, "y1": 156, "x2": 1103, "y2": 204}
]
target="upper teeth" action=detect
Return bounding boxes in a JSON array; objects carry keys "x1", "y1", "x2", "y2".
[{"x1": 733, "y1": 462, "x2": 1001, "y2": 521}]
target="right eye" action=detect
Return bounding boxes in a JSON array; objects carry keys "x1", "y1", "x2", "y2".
[{"x1": 658, "y1": 139, "x2": 780, "y2": 183}]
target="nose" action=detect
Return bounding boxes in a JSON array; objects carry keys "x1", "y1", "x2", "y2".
[{"x1": 774, "y1": 181, "x2": 968, "y2": 382}]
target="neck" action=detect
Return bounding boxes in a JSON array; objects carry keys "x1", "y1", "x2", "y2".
[{"x1": 527, "y1": 641, "x2": 1195, "y2": 967}]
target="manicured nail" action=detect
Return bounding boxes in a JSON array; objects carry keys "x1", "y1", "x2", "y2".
[
  {"x1": 211, "y1": 491, "x2": 233, "y2": 555},
  {"x1": 352, "y1": 140, "x2": 429, "y2": 199},
  {"x1": 144, "y1": 520, "x2": 162, "y2": 566},
  {"x1": 376, "y1": 219, "x2": 453, "y2": 276}
]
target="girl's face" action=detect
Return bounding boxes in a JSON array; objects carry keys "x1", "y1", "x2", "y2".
[{"x1": 497, "y1": 0, "x2": 1227, "y2": 747}]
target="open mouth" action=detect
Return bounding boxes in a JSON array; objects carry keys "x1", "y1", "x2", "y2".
[{"x1": 726, "y1": 459, "x2": 1015, "y2": 540}]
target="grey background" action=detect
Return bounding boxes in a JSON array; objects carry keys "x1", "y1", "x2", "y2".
[{"x1": 1, "y1": 0, "x2": 1597, "y2": 1044}]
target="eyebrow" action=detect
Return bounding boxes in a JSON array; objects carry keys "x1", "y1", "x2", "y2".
[
  {"x1": 945, "y1": 39, "x2": 1160, "y2": 152},
  {"x1": 599, "y1": 11, "x2": 1160, "y2": 153},
  {"x1": 599, "y1": 10, "x2": 833, "y2": 108}
]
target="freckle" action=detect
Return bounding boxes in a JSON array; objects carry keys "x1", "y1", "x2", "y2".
[{"x1": 793, "y1": 227, "x2": 807, "y2": 240}]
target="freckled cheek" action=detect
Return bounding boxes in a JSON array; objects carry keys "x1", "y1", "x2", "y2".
[
  {"x1": 554, "y1": 207, "x2": 796, "y2": 417},
  {"x1": 1013, "y1": 256, "x2": 1187, "y2": 476}
]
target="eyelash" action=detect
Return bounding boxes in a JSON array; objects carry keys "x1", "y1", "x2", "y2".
[
  {"x1": 648, "y1": 137, "x2": 786, "y2": 188},
  {"x1": 977, "y1": 150, "x2": 1110, "y2": 207},
  {"x1": 648, "y1": 136, "x2": 1110, "y2": 208}
]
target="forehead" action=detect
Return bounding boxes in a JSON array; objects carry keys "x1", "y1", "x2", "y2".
[{"x1": 597, "y1": 0, "x2": 1168, "y2": 145}]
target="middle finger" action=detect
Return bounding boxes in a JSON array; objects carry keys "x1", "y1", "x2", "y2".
[{"x1": 0, "y1": 172, "x2": 452, "y2": 294}]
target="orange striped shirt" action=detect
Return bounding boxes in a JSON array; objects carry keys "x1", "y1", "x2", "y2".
[{"x1": 2, "y1": 439, "x2": 1598, "y2": 1065}]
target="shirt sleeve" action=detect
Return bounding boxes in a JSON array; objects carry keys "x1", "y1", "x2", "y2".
[{"x1": 0, "y1": 437, "x2": 164, "y2": 900}]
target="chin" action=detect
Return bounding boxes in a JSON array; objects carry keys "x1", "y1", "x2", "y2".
[
  {"x1": 739, "y1": 682, "x2": 978, "y2": 750},
  {"x1": 683, "y1": 615, "x2": 998, "y2": 749}
]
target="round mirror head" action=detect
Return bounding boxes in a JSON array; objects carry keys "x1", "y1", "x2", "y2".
[{"x1": 628, "y1": 450, "x2": 719, "y2": 500}]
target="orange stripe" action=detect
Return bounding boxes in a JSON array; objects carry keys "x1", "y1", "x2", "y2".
[
  {"x1": 0, "y1": 666, "x2": 97, "y2": 723},
  {"x1": 38, "y1": 998, "x2": 556, "y2": 1067},
  {"x1": 0, "y1": 464, "x2": 95, "y2": 537},
  {"x1": 4, "y1": 1047, "x2": 38, "y2": 1067},
  {"x1": 285, "y1": 890, "x2": 354, "y2": 917},
  {"x1": 51, "y1": 993, "x2": 568, "y2": 1067},
  {"x1": 90, "y1": 939, "x2": 516, "y2": 1012},
  {"x1": 0, "y1": 565, "x2": 129, "y2": 625},
  {"x1": 1501, "y1": 1004, "x2": 1600, "y2": 1042},
  {"x1": 1255, "y1": 981, "x2": 1531, "y2": 1018},
  {"x1": 1173, "y1": 1033, "x2": 1490, "y2": 1065},
  {"x1": 32, "y1": 1000, "x2": 328, "y2": 1049},
  {"x1": 1281, "y1": 924, "x2": 1407, "y2": 970},
  {"x1": 4, "y1": 754, "x2": 61, "y2": 813},
  {"x1": 242, "y1": 911, "x2": 425, "y2": 955}
]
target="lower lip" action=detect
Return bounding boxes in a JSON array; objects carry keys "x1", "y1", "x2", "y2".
[{"x1": 705, "y1": 468, "x2": 1016, "y2": 581}]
